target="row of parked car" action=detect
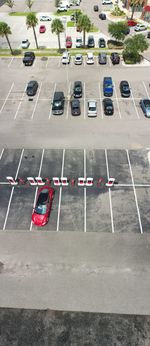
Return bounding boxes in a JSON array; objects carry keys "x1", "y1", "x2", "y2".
[{"x1": 62, "y1": 51, "x2": 120, "y2": 65}]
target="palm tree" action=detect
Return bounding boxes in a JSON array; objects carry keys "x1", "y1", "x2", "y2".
[
  {"x1": 130, "y1": 0, "x2": 144, "y2": 19},
  {"x1": 5, "y1": 0, "x2": 15, "y2": 12},
  {"x1": 26, "y1": 0, "x2": 34, "y2": 11},
  {"x1": 0, "y1": 22, "x2": 13, "y2": 54},
  {"x1": 77, "y1": 14, "x2": 91, "y2": 48},
  {"x1": 26, "y1": 12, "x2": 38, "y2": 49},
  {"x1": 51, "y1": 18, "x2": 64, "y2": 52}
]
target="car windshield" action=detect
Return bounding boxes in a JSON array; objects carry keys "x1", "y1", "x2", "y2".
[
  {"x1": 22, "y1": 40, "x2": 27, "y2": 44},
  {"x1": 35, "y1": 189, "x2": 48, "y2": 215},
  {"x1": 76, "y1": 56, "x2": 81, "y2": 60},
  {"x1": 89, "y1": 106, "x2": 96, "y2": 111}
]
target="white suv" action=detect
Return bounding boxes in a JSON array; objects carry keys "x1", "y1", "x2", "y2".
[
  {"x1": 86, "y1": 52, "x2": 94, "y2": 65},
  {"x1": 62, "y1": 51, "x2": 70, "y2": 64},
  {"x1": 76, "y1": 37, "x2": 82, "y2": 48},
  {"x1": 102, "y1": 0, "x2": 112, "y2": 4}
]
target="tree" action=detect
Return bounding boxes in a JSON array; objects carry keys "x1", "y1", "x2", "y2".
[
  {"x1": 130, "y1": 0, "x2": 144, "y2": 19},
  {"x1": 123, "y1": 34, "x2": 149, "y2": 63},
  {"x1": 77, "y1": 14, "x2": 91, "y2": 48},
  {"x1": 26, "y1": 12, "x2": 38, "y2": 49},
  {"x1": 26, "y1": 0, "x2": 34, "y2": 11},
  {"x1": 108, "y1": 22, "x2": 127, "y2": 42},
  {"x1": 51, "y1": 18, "x2": 64, "y2": 51},
  {"x1": 0, "y1": 22, "x2": 13, "y2": 54},
  {"x1": 5, "y1": 0, "x2": 15, "y2": 12}
]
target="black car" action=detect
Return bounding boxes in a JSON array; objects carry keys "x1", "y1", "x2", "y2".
[
  {"x1": 26, "y1": 80, "x2": 38, "y2": 96},
  {"x1": 125, "y1": 27, "x2": 130, "y2": 35},
  {"x1": 99, "y1": 12, "x2": 106, "y2": 20},
  {"x1": 23, "y1": 51, "x2": 35, "y2": 66},
  {"x1": 110, "y1": 52, "x2": 120, "y2": 65},
  {"x1": 70, "y1": 99, "x2": 81, "y2": 116},
  {"x1": 98, "y1": 38, "x2": 106, "y2": 48},
  {"x1": 73, "y1": 81, "x2": 82, "y2": 98},
  {"x1": 98, "y1": 52, "x2": 107, "y2": 64},
  {"x1": 52, "y1": 91, "x2": 65, "y2": 115},
  {"x1": 120, "y1": 80, "x2": 130, "y2": 97},
  {"x1": 87, "y1": 35, "x2": 95, "y2": 48},
  {"x1": 147, "y1": 31, "x2": 150, "y2": 38},
  {"x1": 94, "y1": 5, "x2": 99, "y2": 11},
  {"x1": 103, "y1": 98, "x2": 114, "y2": 115}
]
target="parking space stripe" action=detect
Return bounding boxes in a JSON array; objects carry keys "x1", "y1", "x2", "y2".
[
  {"x1": 31, "y1": 82, "x2": 42, "y2": 120},
  {"x1": 56, "y1": 149, "x2": 65, "y2": 232},
  {"x1": 0, "y1": 148, "x2": 4, "y2": 160},
  {"x1": 98, "y1": 81, "x2": 103, "y2": 119},
  {"x1": 126, "y1": 150, "x2": 143, "y2": 234},
  {"x1": 142, "y1": 81, "x2": 150, "y2": 98},
  {"x1": 84, "y1": 149, "x2": 86, "y2": 233},
  {"x1": 84, "y1": 82, "x2": 86, "y2": 119},
  {"x1": 45, "y1": 57, "x2": 49, "y2": 68},
  {"x1": 30, "y1": 149, "x2": 45, "y2": 231},
  {"x1": 105, "y1": 149, "x2": 114, "y2": 233},
  {"x1": 49, "y1": 82, "x2": 56, "y2": 119},
  {"x1": 66, "y1": 82, "x2": 71, "y2": 119},
  {"x1": 14, "y1": 85, "x2": 26, "y2": 120},
  {"x1": 114, "y1": 82, "x2": 121, "y2": 119},
  {"x1": 3, "y1": 148, "x2": 24, "y2": 231},
  {"x1": 0, "y1": 82, "x2": 14, "y2": 113},
  {"x1": 8, "y1": 57, "x2": 14, "y2": 68},
  {"x1": 130, "y1": 89, "x2": 140, "y2": 119}
]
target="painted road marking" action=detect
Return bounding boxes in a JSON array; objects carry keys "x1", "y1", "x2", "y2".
[
  {"x1": 105, "y1": 149, "x2": 114, "y2": 233},
  {"x1": 49, "y1": 82, "x2": 56, "y2": 119},
  {"x1": 84, "y1": 148, "x2": 86, "y2": 233},
  {"x1": 0, "y1": 82, "x2": 14, "y2": 113},
  {"x1": 31, "y1": 82, "x2": 43, "y2": 120},
  {"x1": 114, "y1": 82, "x2": 121, "y2": 119},
  {"x1": 56, "y1": 149, "x2": 65, "y2": 232}
]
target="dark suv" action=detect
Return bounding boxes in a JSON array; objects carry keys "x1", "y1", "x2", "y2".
[
  {"x1": 120, "y1": 80, "x2": 130, "y2": 97},
  {"x1": 98, "y1": 38, "x2": 106, "y2": 48},
  {"x1": 52, "y1": 91, "x2": 65, "y2": 115},
  {"x1": 110, "y1": 52, "x2": 120, "y2": 65},
  {"x1": 98, "y1": 52, "x2": 107, "y2": 64},
  {"x1": 23, "y1": 52, "x2": 35, "y2": 66},
  {"x1": 73, "y1": 81, "x2": 82, "y2": 98},
  {"x1": 87, "y1": 35, "x2": 95, "y2": 48}
]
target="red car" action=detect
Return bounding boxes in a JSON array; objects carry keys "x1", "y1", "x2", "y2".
[
  {"x1": 66, "y1": 36, "x2": 72, "y2": 48},
  {"x1": 32, "y1": 186, "x2": 54, "y2": 227},
  {"x1": 39, "y1": 25, "x2": 46, "y2": 33},
  {"x1": 127, "y1": 19, "x2": 137, "y2": 26}
]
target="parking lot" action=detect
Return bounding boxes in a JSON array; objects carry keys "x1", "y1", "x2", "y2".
[
  {"x1": 0, "y1": 147, "x2": 150, "y2": 233},
  {"x1": 0, "y1": 56, "x2": 150, "y2": 122}
]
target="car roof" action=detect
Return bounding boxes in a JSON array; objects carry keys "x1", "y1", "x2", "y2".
[
  {"x1": 88, "y1": 100, "x2": 97, "y2": 106},
  {"x1": 71, "y1": 99, "x2": 80, "y2": 105},
  {"x1": 28, "y1": 80, "x2": 37, "y2": 86},
  {"x1": 121, "y1": 80, "x2": 129, "y2": 85}
]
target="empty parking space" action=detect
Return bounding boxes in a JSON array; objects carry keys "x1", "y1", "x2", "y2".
[{"x1": 0, "y1": 149, "x2": 149, "y2": 233}]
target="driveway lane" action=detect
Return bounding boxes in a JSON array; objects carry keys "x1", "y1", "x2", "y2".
[
  {"x1": 59, "y1": 149, "x2": 84, "y2": 232},
  {"x1": 0, "y1": 149, "x2": 22, "y2": 181},
  {"x1": 0, "y1": 185, "x2": 12, "y2": 229}
]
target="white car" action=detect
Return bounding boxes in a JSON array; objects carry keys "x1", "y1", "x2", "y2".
[
  {"x1": 86, "y1": 52, "x2": 94, "y2": 65},
  {"x1": 74, "y1": 54, "x2": 83, "y2": 65},
  {"x1": 21, "y1": 39, "x2": 30, "y2": 49},
  {"x1": 102, "y1": 0, "x2": 112, "y2": 4},
  {"x1": 134, "y1": 23, "x2": 147, "y2": 31},
  {"x1": 62, "y1": 51, "x2": 70, "y2": 64},
  {"x1": 40, "y1": 15, "x2": 52, "y2": 21},
  {"x1": 87, "y1": 100, "x2": 97, "y2": 117},
  {"x1": 57, "y1": 5, "x2": 68, "y2": 12},
  {"x1": 76, "y1": 37, "x2": 82, "y2": 48}
]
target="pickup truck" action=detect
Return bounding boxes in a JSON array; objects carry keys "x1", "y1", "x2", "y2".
[{"x1": 23, "y1": 52, "x2": 35, "y2": 66}]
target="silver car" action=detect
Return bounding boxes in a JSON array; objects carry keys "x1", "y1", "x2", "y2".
[
  {"x1": 87, "y1": 100, "x2": 97, "y2": 117},
  {"x1": 140, "y1": 99, "x2": 150, "y2": 117},
  {"x1": 40, "y1": 15, "x2": 51, "y2": 21},
  {"x1": 21, "y1": 39, "x2": 30, "y2": 49},
  {"x1": 74, "y1": 54, "x2": 83, "y2": 65}
]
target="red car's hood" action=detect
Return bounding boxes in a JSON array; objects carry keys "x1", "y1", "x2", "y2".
[{"x1": 32, "y1": 212, "x2": 47, "y2": 226}]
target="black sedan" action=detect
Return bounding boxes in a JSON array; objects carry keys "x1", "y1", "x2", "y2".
[
  {"x1": 110, "y1": 52, "x2": 120, "y2": 65},
  {"x1": 98, "y1": 38, "x2": 106, "y2": 48},
  {"x1": 120, "y1": 81, "x2": 130, "y2": 97},
  {"x1": 99, "y1": 13, "x2": 106, "y2": 20},
  {"x1": 73, "y1": 81, "x2": 82, "y2": 98},
  {"x1": 103, "y1": 98, "x2": 114, "y2": 115},
  {"x1": 26, "y1": 80, "x2": 38, "y2": 96},
  {"x1": 70, "y1": 99, "x2": 81, "y2": 116}
]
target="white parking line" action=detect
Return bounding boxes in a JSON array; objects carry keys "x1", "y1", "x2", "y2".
[
  {"x1": 126, "y1": 149, "x2": 143, "y2": 234},
  {"x1": 56, "y1": 149, "x2": 65, "y2": 232},
  {"x1": 58, "y1": 57, "x2": 61, "y2": 67},
  {"x1": 114, "y1": 82, "x2": 121, "y2": 119},
  {"x1": 130, "y1": 89, "x2": 140, "y2": 119},
  {"x1": 8, "y1": 57, "x2": 14, "y2": 68},
  {"x1": 30, "y1": 149, "x2": 45, "y2": 231},
  {"x1": 0, "y1": 82, "x2": 14, "y2": 113},
  {"x1": 105, "y1": 149, "x2": 114, "y2": 233},
  {"x1": 49, "y1": 82, "x2": 56, "y2": 119},
  {"x1": 0, "y1": 148, "x2": 4, "y2": 160},
  {"x1": 84, "y1": 148, "x2": 86, "y2": 233},
  {"x1": 66, "y1": 82, "x2": 71, "y2": 119},
  {"x1": 108, "y1": 56, "x2": 111, "y2": 67},
  {"x1": 142, "y1": 81, "x2": 150, "y2": 98},
  {"x1": 14, "y1": 86, "x2": 26, "y2": 120},
  {"x1": 45, "y1": 57, "x2": 49, "y2": 68},
  {"x1": 84, "y1": 82, "x2": 86, "y2": 119},
  {"x1": 98, "y1": 82, "x2": 103, "y2": 119},
  {"x1": 31, "y1": 82, "x2": 42, "y2": 120},
  {"x1": 3, "y1": 148, "x2": 24, "y2": 231}
]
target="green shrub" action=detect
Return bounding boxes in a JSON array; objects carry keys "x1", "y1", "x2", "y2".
[
  {"x1": 111, "y1": 5, "x2": 126, "y2": 16},
  {"x1": 107, "y1": 39, "x2": 123, "y2": 49}
]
